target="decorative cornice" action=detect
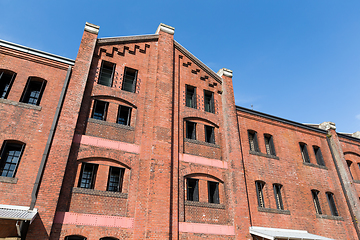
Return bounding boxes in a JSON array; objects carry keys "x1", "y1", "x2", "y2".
[
  {"x1": 84, "y1": 22, "x2": 99, "y2": 34},
  {"x1": 155, "y1": 23, "x2": 175, "y2": 35},
  {"x1": 98, "y1": 34, "x2": 159, "y2": 45},
  {"x1": 174, "y1": 41, "x2": 222, "y2": 84},
  {"x1": 217, "y1": 68, "x2": 233, "y2": 78}
]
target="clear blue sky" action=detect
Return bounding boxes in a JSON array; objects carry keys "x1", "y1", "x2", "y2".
[{"x1": 1, "y1": 0, "x2": 359, "y2": 133}]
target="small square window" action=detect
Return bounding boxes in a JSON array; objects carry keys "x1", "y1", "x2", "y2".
[
  {"x1": 205, "y1": 125, "x2": 215, "y2": 144},
  {"x1": 273, "y1": 184, "x2": 283, "y2": 210},
  {"x1": 326, "y1": 192, "x2": 339, "y2": 216},
  {"x1": 20, "y1": 77, "x2": 46, "y2": 105},
  {"x1": 78, "y1": 163, "x2": 98, "y2": 189},
  {"x1": 0, "y1": 141, "x2": 25, "y2": 178},
  {"x1": 186, "y1": 121, "x2": 196, "y2": 140},
  {"x1": 299, "y1": 143, "x2": 310, "y2": 163},
  {"x1": 255, "y1": 181, "x2": 265, "y2": 208},
  {"x1": 117, "y1": 105, "x2": 131, "y2": 126},
  {"x1": 264, "y1": 134, "x2": 276, "y2": 156},
  {"x1": 122, "y1": 67, "x2": 137, "y2": 93},
  {"x1": 187, "y1": 178, "x2": 199, "y2": 201},
  {"x1": 208, "y1": 181, "x2": 219, "y2": 204},
  {"x1": 311, "y1": 190, "x2": 322, "y2": 214},
  {"x1": 313, "y1": 146, "x2": 325, "y2": 166},
  {"x1": 92, "y1": 100, "x2": 108, "y2": 121},
  {"x1": 186, "y1": 85, "x2": 196, "y2": 108},
  {"x1": 204, "y1": 90, "x2": 214, "y2": 113},
  {"x1": 0, "y1": 70, "x2": 16, "y2": 99},
  {"x1": 248, "y1": 130, "x2": 260, "y2": 152},
  {"x1": 98, "y1": 61, "x2": 115, "y2": 87},
  {"x1": 107, "y1": 167, "x2": 124, "y2": 192}
]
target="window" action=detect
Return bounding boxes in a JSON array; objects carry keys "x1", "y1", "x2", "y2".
[
  {"x1": 0, "y1": 70, "x2": 16, "y2": 99},
  {"x1": 65, "y1": 236, "x2": 87, "y2": 240},
  {"x1": 78, "y1": 163, "x2": 98, "y2": 189},
  {"x1": 186, "y1": 178, "x2": 199, "y2": 201},
  {"x1": 273, "y1": 184, "x2": 283, "y2": 210},
  {"x1": 107, "y1": 167, "x2": 124, "y2": 192},
  {"x1": 20, "y1": 77, "x2": 46, "y2": 105},
  {"x1": 98, "y1": 61, "x2": 115, "y2": 87},
  {"x1": 326, "y1": 192, "x2": 339, "y2": 216},
  {"x1": 186, "y1": 85, "x2": 196, "y2": 108},
  {"x1": 117, "y1": 105, "x2": 131, "y2": 125},
  {"x1": 208, "y1": 181, "x2": 219, "y2": 204},
  {"x1": 100, "y1": 238, "x2": 119, "y2": 240},
  {"x1": 122, "y1": 67, "x2": 137, "y2": 92},
  {"x1": 204, "y1": 90, "x2": 214, "y2": 113},
  {"x1": 299, "y1": 143, "x2": 310, "y2": 163},
  {"x1": 92, "y1": 100, "x2": 108, "y2": 121},
  {"x1": 311, "y1": 190, "x2": 322, "y2": 214},
  {"x1": 0, "y1": 141, "x2": 25, "y2": 178},
  {"x1": 205, "y1": 125, "x2": 215, "y2": 144},
  {"x1": 313, "y1": 146, "x2": 325, "y2": 166},
  {"x1": 264, "y1": 134, "x2": 276, "y2": 156},
  {"x1": 255, "y1": 181, "x2": 265, "y2": 208},
  {"x1": 186, "y1": 121, "x2": 196, "y2": 140},
  {"x1": 248, "y1": 130, "x2": 260, "y2": 152},
  {"x1": 346, "y1": 160, "x2": 353, "y2": 179}
]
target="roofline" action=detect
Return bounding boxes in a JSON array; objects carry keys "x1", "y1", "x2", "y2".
[
  {"x1": 236, "y1": 105, "x2": 327, "y2": 134},
  {"x1": 97, "y1": 34, "x2": 159, "y2": 45},
  {"x1": 0, "y1": 39, "x2": 75, "y2": 66},
  {"x1": 174, "y1": 41, "x2": 222, "y2": 84},
  {"x1": 338, "y1": 132, "x2": 360, "y2": 143}
]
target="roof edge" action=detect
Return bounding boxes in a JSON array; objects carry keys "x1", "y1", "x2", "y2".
[
  {"x1": 97, "y1": 34, "x2": 159, "y2": 45},
  {"x1": 236, "y1": 106, "x2": 327, "y2": 134},
  {"x1": 174, "y1": 40, "x2": 222, "y2": 84},
  {"x1": 0, "y1": 39, "x2": 75, "y2": 66},
  {"x1": 338, "y1": 132, "x2": 360, "y2": 143}
]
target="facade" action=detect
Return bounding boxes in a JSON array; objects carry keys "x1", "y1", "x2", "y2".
[{"x1": 0, "y1": 22, "x2": 359, "y2": 240}]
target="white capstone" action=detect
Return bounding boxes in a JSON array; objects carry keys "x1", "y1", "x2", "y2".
[
  {"x1": 319, "y1": 121, "x2": 336, "y2": 131},
  {"x1": 85, "y1": 22, "x2": 100, "y2": 34},
  {"x1": 155, "y1": 23, "x2": 175, "y2": 35},
  {"x1": 352, "y1": 131, "x2": 360, "y2": 139},
  {"x1": 217, "y1": 68, "x2": 233, "y2": 78}
]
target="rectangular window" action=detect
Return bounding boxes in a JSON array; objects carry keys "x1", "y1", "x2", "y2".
[
  {"x1": 122, "y1": 67, "x2": 137, "y2": 93},
  {"x1": 78, "y1": 163, "x2": 98, "y2": 189},
  {"x1": 311, "y1": 190, "x2": 322, "y2": 214},
  {"x1": 0, "y1": 71, "x2": 16, "y2": 99},
  {"x1": 186, "y1": 85, "x2": 196, "y2": 108},
  {"x1": 264, "y1": 134, "x2": 276, "y2": 156},
  {"x1": 0, "y1": 141, "x2": 25, "y2": 178},
  {"x1": 92, "y1": 100, "x2": 108, "y2": 121},
  {"x1": 299, "y1": 143, "x2": 310, "y2": 163},
  {"x1": 187, "y1": 178, "x2": 199, "y2": 201},
  {"x1": 255, "y1": 181, "x2": 265, "y2": 208},
  {"x1": 205, "y1": 125, "x2": 215, "y2": 144},
  {"x1": 313, "y1": 146, "x2": 325, "y2": 166},
  {"x1": 20, "y1": 78, "x2": 46, "y2": 105},
  {"x1": 117, "y1": 105, "x2": 131, "y2": 125},
  {"x1": 98, "y1": 61, "x2": 115, "y2": 87},
  {"x1": 273, "y1": 184, "x2": 284, "y2": 210},
  {"x1": 248, "y1": 130, "x2": 260, "y2": 152},
  {"x1": 326, "y1": 192, "x2": 339, "y2": 216},
  {"x1": 107, "y1": 167, "x2": 124, "y2": 192},
  {"x1": 204, "y1": 90, "x2": 214, "y2": 113},
  {"x1": 208, "y1": 181, "x2": 219, "y2": 204},
  {"x1": 186, "y1": 121, "x2": 196, "y2": 140}
]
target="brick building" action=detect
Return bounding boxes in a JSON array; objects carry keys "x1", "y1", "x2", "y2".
[{"x1": 0, "y1": 22, "x2": 359, "y2": 240}]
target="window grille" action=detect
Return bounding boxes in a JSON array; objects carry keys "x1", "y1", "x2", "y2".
[
  {"x1": 107, "y1": 167, "x2": 124, "y2": 192},
  {"x1": 273, "y1": 184, "x2": 283, "y2": 210},
  {"x1": 264, "y1": 134, "x2": 276, "y2": 156},
  {"x1": 255, "y1": 181, "x2": 265, "y2": 208},
  {"x1": 0, "y1": 141, "x2": 25, "y2": 178},
  {"x1": 78, "y1": 163, "x2": 98, "y2": 189},
  {"x1": 20, "y1": 77, "x2": 46, "y2": 105},
  {"x1": 248, "y1": 130, "x2": 260, "y2": 152}
]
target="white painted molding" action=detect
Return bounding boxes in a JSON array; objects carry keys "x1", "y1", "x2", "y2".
[
  {"x1": 155, "y1": 23, "x2": 175, "y2": 35},
  {"x1": 217, "y1": 68, "x2": 233, "y2": 78},
  {"x1": 319, "y1": 121, "x2": 336, "y2": 131},
  {"x1": 85, "y1": 22, "x2": 100, "y2": 34}
]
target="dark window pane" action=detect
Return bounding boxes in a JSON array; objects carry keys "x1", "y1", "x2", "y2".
[
  {"x1": 248, "y1": 131, "x2": 259, "y2": 152},
  {"x1": 313, "y1": 146, "x2": 325, "y2": 166},
  {"x1": 98, "y1": 61, "x2": 115, "y2": 87},
  {"x1": 65, "y1": 236, "x2": 87, "y2": 240},
  {"x1": 255, "y1": 181, "x2": 265, "y2": 208},
  {"x1": 205, "y1": 125, "x2": 215, "y2": 144},
  {"x1": 0, "y1": 71, "x2": 15, "y2": 99},
  {"x1": 21, "y1": 78, "x2": 46, "y2": 105},
  {"x1": 107, "y1": 167, "x2": 124, "y2": 192},
  {"x1": 0, "y1": 142, "x2": 24, "y2": 178},
  {"x1": 208, "y1": 181, "x2": 219, "y2": 204},
  {"x1": 300, "y1": 143, "x2": 310, "y2": 163},
  {"x1": 117, "y1": 105, "x2": 131, "y2": 125},
  {"x1": 264, "y1": 134, "x2": 276, "y2": 156},
  {"x1": 186, "y1": 85, "x2": 196, "y2": 108},
  {"x1": 273, "y1": 184, "x2": 283, "y2": 210},
  {"x1": 186, "y1": 121, "x2": 196, "y2": 140},
  {"x1": 78, "y1": 163, "x2": 98, "y2": 189},
  {"x1": 122, "y1": 67, "x2": 137, "y2": 92},
  {"x1": 326, "y1": 192, "x2": 339, "y2": 216},
  {"x1": 187, "y1": 178, "x2": 199, "y2": 201},
  {"x1": 204, "y1": 91, "x2": 214, "y2": 113},
  {"x1": 311, "y1": 190, "x2": 322, "y2": 214},
  {"x1": 92, "y1": 100, "x2": 108, "y2": 121}
]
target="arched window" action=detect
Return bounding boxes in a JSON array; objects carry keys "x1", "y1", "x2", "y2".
[
  {"x1": 311, "y1": 190, "x2": 322, "y2": 214},
  {"x1": 313, "y1": 146, "x2": 325, "y2": 166},
  {"x1": 0, "y1": 140, "x2": 25, "y2": 178},
  {"x1": 255, "y1": 181, "x2": 265, "y2": 208},
  {"x1": 326, "y1": 192, "x2": 339, "y2": 216},
  {"x1": 299, "y1": 142, "x2": 310, "y2": 163},
  {"x1": 65, "y1": 235, "x2": 86, "y2": 240},
  {"x1": 20, "y1": 77, "x2": 46, "y2": 105},
  {"x1": 346, "y1": 160, "x2": 353, "y2": 179},
  {"x1": 100, "y1": 237, "x2": 119, "y2": 240},
  {"x1": 273, "y1": 184, "x2": 283, "y2": 210},
  {"x1": 248, "y1": 130, "x2": 260, "y2": 152},
  {"x1": 0, "y1": 70, "x2": 16, "y2": 99},
  {"x1": 264, "y1": 134, "x2": 276, "y2": 156}
]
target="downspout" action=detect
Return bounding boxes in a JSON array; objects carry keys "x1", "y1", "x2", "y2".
[{"x1": 30, "y1": 65, "x2": 72, "y2": 209}]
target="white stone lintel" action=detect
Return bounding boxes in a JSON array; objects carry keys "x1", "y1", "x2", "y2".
[
  {"x1": 155, "y1": 23, "x2": 175, "y2": 35},
  {"x1": 319, "y1": 121, "x2": 336, "y2": 131},
  {"x1": 85, "y1": 22, "x2": 100, "y2": 34},
  {"x1": 217, "y1": 68, "x2": 233, "y2": 78}
]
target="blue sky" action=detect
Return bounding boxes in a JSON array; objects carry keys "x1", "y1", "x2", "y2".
[{"x1": 1, "y1": 0, "x2": 359, "y2": 133}]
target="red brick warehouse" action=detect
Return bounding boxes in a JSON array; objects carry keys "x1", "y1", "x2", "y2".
[{"x1": 0, "y1": 22, "x2": 359, "y2": 240}]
